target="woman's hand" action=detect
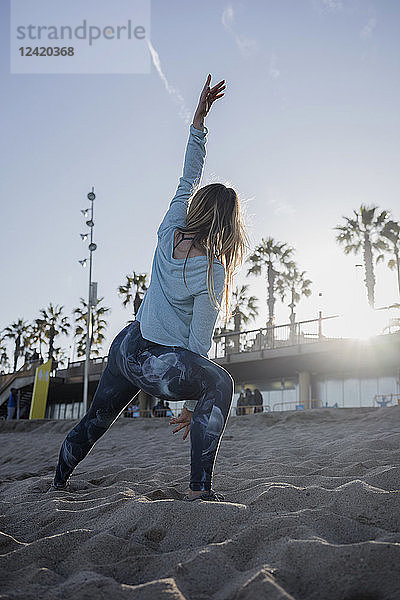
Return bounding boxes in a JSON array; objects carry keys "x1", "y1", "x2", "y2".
[
  {"x1": 193, "y1": 74, "x2": 226, "y2": 130},
  {"x1": 169, "y1": 407, "x2": 193, "y2": 440}
]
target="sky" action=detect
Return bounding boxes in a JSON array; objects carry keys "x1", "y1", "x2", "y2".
[{"x1": 1, "y1": 0, "x2": 400, "y2": 365}]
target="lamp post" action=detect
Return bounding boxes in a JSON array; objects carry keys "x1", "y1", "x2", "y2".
[{"x1": 79, "y1": 187, "x2": 98, "y2": 414}]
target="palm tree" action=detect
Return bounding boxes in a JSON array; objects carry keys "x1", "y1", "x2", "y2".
[
  {"x1": 28, "y1": 318, "x2": 47, "y2": 360},
  {"x1": 74, "y1": 297, "x2": 111, "y2": 358},
  {"x1": 0, "y1": 336, "x2": 10, "y2": 374},
  {"x1": 52, "y1": 346, "x2": 68, "y2": 369},
  {"x1": 379, "y1": 219, "x2": 400, "y2": 298},
  {"x1": 37, "y1": 303, "x2": 71, "y2": 360},
  {"x1": 215, "y1": 285, "x2": 259, "y2": 354},
  {"x1": 118, "y1": 272, "x2": 148, "y2": 319},
  {"x1": 231, "y1": 284, "x2": 259, "y2": 332},
  {"x1": 276, "y1": 261, "x2": 312, "y2": 339},
  {"x1": 247, "y1": 237, "x2": 294, "y2": 327},
  {"x1": 334, "y1": 205, "x2": 388, "y2": 308},
  {"x1": 2, "y1": 318, "x2": 31, "y2": 371}
]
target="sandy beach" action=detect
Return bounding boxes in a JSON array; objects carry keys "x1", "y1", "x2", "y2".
[{"x1": 0, "y1": 406, "x2": 399, "y2": 599}]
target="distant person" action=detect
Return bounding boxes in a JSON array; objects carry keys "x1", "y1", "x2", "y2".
[
  {"x1": 236, "y1": 392, "x2": 246, "y2": 416},
  {"x1": 127, "y1": 402, "x2": 140, "y2": 418},
  {"x1": 253, "y1": 388, "x2": 263, "y2": 413},
  {"x1": 165, "y1": 402, "x2": 173, "y2": 417},
  {"x1": 126, "y1": 403, "x2": 135, "y2": 418},
  {"x1": 7, "y1": 388, "x2": 17, "y2": 420},
  {"x1": 244, "y1": 388, "x2": 254, "y2": 415},
  {"x1": 153, "y1": 399, "x2": 166, "y2": 417},
  {"x1": 51, "y1": 75, "x2": 249, "y2": 502}
]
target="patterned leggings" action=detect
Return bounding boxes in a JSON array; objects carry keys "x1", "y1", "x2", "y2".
[{"x1": 54, "y1": 320, "x2": 234, "y2": 491}]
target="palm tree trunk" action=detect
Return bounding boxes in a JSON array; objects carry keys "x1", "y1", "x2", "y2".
[
  {"x1": 134, "y1": 291, "x2": 142, "y2": 316},
  {"x1": 233, "y1": 310, "x2": 241, "y2": 353},
  {"x1": 289, "y1": 288, "x2": 296, "y2": 343},
  {"x1": 363, "y1": 232, "x2": 375, "y2": 308},
  {"x1": 13, "y1": 339, "x2": 19, "y2": 372},
  {"x1": 395, "y1": 248, "x2": 400, "y2": 298},
  {"x1": 267, "y1": 262, "x2": 275, "y2": 326},
  {"x1": 48, "y1": 325, "x2": 55, "y2": 360}
]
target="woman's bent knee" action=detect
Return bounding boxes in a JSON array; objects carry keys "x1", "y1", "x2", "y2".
[{"x1": 218, "y1": 366, "x2": 234, "y2": 394}]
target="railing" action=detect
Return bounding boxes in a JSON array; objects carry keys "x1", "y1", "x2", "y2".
[
  {"x1": 124, "y1": 404, "x2": 272, "y2": 418},
  {"x1": 273, "y1": 400, "x2": 303, "y2": 412},
  {"x1": 0, "y1": 361, "x2": 38, "y2": 395},
  {"x1": 66, "y1": 356, "x2": 108, "y2": 370},
  {"x1": 46, "y1": 401, "x2": 85, "y2": 420},
  {"x1": 272, "y1": 399, "x2": 323, "y2": 411},
  {"x1": 44, "y1": 402, "x2": 291, "y2": 420},
  {"x1": 231, "y1": 404, "x2": 270, "y2": 415},
  {"x1": 373, "y1": 393, "x2": 400, "y2": 408},
  {"x1": 213, "y1": 315, "x2": 340, "y2": 359}
]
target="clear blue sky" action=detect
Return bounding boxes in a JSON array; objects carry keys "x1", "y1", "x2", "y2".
[{"x1": 1, "y1": 0, "x2": 400, "y2": 363}]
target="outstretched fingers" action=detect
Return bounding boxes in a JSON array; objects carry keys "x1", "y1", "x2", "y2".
[
  {"x1": 195, "y1": 74, "x2": 226, "y2": 119},
  {"x1": 208, "y1": 80, "x2": 226, "y2": 102},
  {"x1": 210, "y1": 79, "x2": 225, "y2": 93},
  {"x1": 202, "y1": 76, "x2": 225, "y2": 97}
]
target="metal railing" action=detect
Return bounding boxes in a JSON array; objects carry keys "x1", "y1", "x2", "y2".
[
  {"x1": 213, "y1": 315, "x2": 340, "y2": 359},
  {"x1": 46, "y1": 401, "x2": 85, "y2": 420},
  {"x1": 123, "y1": 404, "x2": 272, "y2": 418},
  {"x1": 66, "y1": 355, "x2": 108, "y2": 370},
  {"x1": 373, "y1": 393, "x2": 400, "y2": 408}
]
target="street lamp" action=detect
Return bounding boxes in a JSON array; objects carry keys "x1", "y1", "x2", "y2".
[{"x1": 79, "y1": 186, "x2": 98, "y2": 414}]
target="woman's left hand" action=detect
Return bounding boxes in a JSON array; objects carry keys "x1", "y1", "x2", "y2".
[{"x1": 169, "y1": 407, "x2": 192, "y2": 440}]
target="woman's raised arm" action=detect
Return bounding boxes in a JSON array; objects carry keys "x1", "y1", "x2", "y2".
[{"x1": 157, "y1": 75, "x2": 226, "y2": 236}]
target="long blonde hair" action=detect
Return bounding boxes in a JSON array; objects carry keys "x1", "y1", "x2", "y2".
[{"x1": 177, "y1": 183, "x2": 249, "y2": 325}]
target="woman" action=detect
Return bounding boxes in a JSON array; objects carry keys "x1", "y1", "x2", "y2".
[{"x1": 51, "y1": 75, "x2": 249, "y2": 501}]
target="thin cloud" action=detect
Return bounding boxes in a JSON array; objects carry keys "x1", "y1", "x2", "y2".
[
  {"x1": 323, "y1": 0, "x2": 343, "y2": 10},
  {"x1": 320, "y1": 0, "x2": 343, "y2": 11},
  {"x1": 312, "y1": 0, "x2": 369, "y2": 18},
  {"x1": 222, "y1": 5, "x2": 257, "y2": 57},
  {"x1": 269, "y1": 53, "x2": 280, "y2": 79},
  {"x1": 146, "y1": 39, "x2": 191, "y2": 125},
  {"x1": 267, "y1": 54, "x2": 287, "y2": 110},
  {"x1": 267, "y1": 196, "x2": 296, "y2": 217},
  {"x1": 360, "y1": 16, "x2": 377, "y2": 39},
  {"x1": 311, "y1": 0, "x2": 343, "y2": 13},
  {"x1": 222, "y1": 5, "x2": 234, "y2": 29}
]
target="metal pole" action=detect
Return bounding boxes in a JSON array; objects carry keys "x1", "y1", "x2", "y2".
[{"x1": 83, "y1": 187, "x2": 95, "y2": 413}]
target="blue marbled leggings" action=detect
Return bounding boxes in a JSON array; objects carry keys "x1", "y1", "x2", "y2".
[{"x1": 54, "y1": 320, "x2": 234, "y2": 491}]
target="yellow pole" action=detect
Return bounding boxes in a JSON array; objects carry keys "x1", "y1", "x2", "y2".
[{"x1": 29, "y1": 359, "x2": 52, "y2": 419}]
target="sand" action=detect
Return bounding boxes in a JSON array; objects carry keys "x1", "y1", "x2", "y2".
[{"x1": 0, "y1": 406, "x2": 399, "y2": 600}]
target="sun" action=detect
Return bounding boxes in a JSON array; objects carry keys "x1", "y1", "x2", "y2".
[{"x1": 326, "y1": 304, "x2": 390, "y2": 340}]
